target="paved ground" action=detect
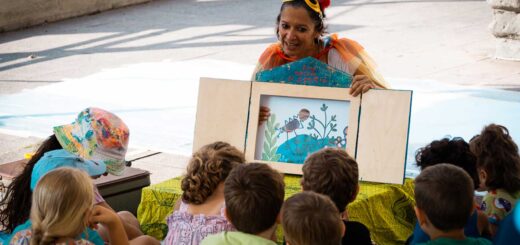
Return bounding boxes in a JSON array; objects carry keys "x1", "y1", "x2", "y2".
[{"x1": 0, "y1": 0, "x2": 519, "y2": 183}]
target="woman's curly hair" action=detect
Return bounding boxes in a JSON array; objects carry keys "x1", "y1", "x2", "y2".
[
  {"x1": 181, "y1": 141, "x2": 245, "y2": 205},
  {"x1": 415, "y1": 137, "x2": 479, "y2": 189},
  {"x1": 470, "y1": 124, "x2": 520, "y2": 193}
]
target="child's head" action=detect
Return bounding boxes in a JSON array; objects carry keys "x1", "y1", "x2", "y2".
[
  {"x1": 224, "y1": 163, "x2": 285, "y2": 235},
  {"x1": 0, "y1": 135, "x2": 62, "y2": 233},
  {"x1": 282, "y1": 191, "x2": 344, "y2": 245},
  {"x1": 414, "y1": 164, "x2": 474, "y2": 233},
  {"x1": 469, "y1": 124, "x2": 520, "y2": 193},
  {"x1": 415, "y1": 137, "x2": 479, "y2": 189},
  {"x1": 301, "y1": 148, "x2": 358, "y2": 213},
  {"x1": 181, "y1": 141, "x2": 245, "y2": 205},
  {"x1": 30, "y1": 167, "x2": 94, "y2": 244}
]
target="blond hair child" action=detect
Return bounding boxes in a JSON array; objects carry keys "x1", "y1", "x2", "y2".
[{"x1": 9, "y1": 168, "x2": 128, "y2": 245}]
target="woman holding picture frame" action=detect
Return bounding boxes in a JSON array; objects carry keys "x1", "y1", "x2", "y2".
[{"x1": 255, "y1": 0, "x2": 389, "y2": 123}]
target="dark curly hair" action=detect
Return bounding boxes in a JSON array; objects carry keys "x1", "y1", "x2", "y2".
[
  {"x1": 415, "y1": 137, "x2": 479, "y2": 189},
  {"x1": 469, "y1": 124, "x2": 520, "y2": 193},
  {"x1": 0, "y1": 135, "x2": 62, "y2": 233},
  {"x1": 181, "y1": 141, "x2": 245, "y2": 205}
]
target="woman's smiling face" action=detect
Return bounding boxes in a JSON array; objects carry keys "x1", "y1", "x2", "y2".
[{"x1": 278, "y1": 6, "x2": 320, "y2": 60}]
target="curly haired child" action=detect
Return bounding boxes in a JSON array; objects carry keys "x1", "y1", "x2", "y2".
[
  {"x1": 163, "y1": 141, "x2": 245, "y2": 245},
  {"x1": 470, "y1": 124, "x2": 520, "y2": 235}
]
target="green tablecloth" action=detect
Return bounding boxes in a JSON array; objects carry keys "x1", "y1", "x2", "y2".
[{"x1": 137, "y1": 175, "x2": 416, "y2": 245}]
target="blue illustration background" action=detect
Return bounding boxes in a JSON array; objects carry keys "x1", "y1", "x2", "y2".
[{"x1": 256, "y1": 95, "x2": 350, "y2": 164}]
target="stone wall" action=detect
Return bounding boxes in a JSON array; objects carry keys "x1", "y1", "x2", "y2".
[
  {"x1": 488, "y1": 0, "x2": 520, "y2": 60},
  {"x1": 0, "y1": 0, "x2": 151, "y2": 32}
]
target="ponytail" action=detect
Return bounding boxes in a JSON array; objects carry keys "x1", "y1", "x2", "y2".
[{"x1": 0, "y1": 135, "x2": 62, "y2": 233}]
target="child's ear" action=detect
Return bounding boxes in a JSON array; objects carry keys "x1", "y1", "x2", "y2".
[
  {"x1": 348, "y1": 184, "x2": 360, "y2": 203},
  {"x1": 276, "y1": 211, "x2": 282, "y2": 224},
  {"x1": 478, "y1": 169, "x2": 488, "y2": 190},
  {"x1": 223, "y1": 208, "x2": 231, "y2": 222},
  {"x1": 300, "y1": 177, "x2": 305, "y2": 191},
  {"x1": 414, "y1": 206, "x2": 427, "y2": 227},
  {"x1": 341, "y1": 219, "x2": 346, "y2": 236},
  {"x1": 353, "y1": 184, "x2": 360, "y2": 201}
]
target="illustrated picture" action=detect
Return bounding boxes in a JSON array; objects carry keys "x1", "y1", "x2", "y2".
[{"x1": 255, "y1": 95, "x2": 350, "y2": 164}]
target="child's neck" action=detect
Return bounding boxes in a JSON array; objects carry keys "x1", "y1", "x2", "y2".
[
  {"x1": 429, "y1": 228, "x2": 465, "y2": 241},
  {"x1": 188, "y1": 182, "x2": 225, "y2": 215},
  {"x1": 255, "y1": 224, "x2": 277, "y2": 242}
]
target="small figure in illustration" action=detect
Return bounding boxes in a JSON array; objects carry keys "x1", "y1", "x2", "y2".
[
  {"x1": 334, "y1": 126, "x2": 348, "y2": 148},
  {"x1": 298, "y1": 108, "x2": 310, "y2": 121},
  {"x1": 277, "y1": 108, "x2": 310, "y2": 139}
]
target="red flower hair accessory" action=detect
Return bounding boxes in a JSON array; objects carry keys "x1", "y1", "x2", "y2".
[{"x1": 319, "y1": 0, "x2": 331, "y2": 10}]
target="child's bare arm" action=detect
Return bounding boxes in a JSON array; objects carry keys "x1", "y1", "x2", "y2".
[
  {"x1": 89, "y1": 206, "x2": 130, "y2": 245},
  {"x1": 476, "y1": 210, "x2": 492, "y2": 238}
]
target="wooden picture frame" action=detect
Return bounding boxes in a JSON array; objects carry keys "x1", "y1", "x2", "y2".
[
  {"x1": 356, "y1": 89, "x2": 413, "y2": 184},
  {"x1": 245, "y1": 82, "x2": 360, "y2": 175},
  {"x1": 192, "y1": 77, "x2": 251, "y2": 152},
  {"x1": 193, "y1": 77, "x2": 413, "y2": 184}
]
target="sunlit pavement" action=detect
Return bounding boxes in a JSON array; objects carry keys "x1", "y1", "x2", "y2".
[{"x1": 0, "y1": 59, "x2": 518, "y2": 181}]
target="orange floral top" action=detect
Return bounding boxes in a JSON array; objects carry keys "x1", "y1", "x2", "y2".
[{"x1": 255, "y1": 34, "x2": 388, "y2": 88}]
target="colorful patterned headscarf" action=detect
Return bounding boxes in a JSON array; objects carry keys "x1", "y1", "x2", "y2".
[{"x1": 54, "y1": 107, "x2": 130, "y2": 176}]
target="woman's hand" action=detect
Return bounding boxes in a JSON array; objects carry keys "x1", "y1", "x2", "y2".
[
  {"x1": 259, "y1": 106, "x2": 271, "y2": 125},
  {"x1": 350, "y1": 75, "x2": 376, "y2": 97}
]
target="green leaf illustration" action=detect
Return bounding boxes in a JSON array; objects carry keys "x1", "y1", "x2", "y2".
[
  {"x1": 262, "y1": 152, "x2": 269, "y2": 160},
  {"x1": 262, "y1": 113, "x2": 281, "y2": 161}
]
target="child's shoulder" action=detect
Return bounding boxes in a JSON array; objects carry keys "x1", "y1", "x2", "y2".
[
  {"x1": 418, "y1": 237, "x2": 491, "y2": 245},
  {"x1": 71, "y1": 239, "x2": 95, "y2": 245},
  {"x1": 8, "y1": 229, "x2": 31, "y2": 245},
  {"x1": 481, "y1": 189, "x2": 519, "y2": 214},
  {"x1": 463, "y1": 237, "x2": 492, "y2": 245},
  {"x1": 492, "y1": 189, "x2": 520, "y2": 199},
  {"x1": 202, "y1": 231, "x2": 276, "y2": 245},
  {"x1": 167, "y1": 201, "x2": 228, "y2": 224},
  {"x1": 342, "y1": 221, "x2": 371, "y2": 245},
  {"x1": 54, "y1": 238, "x2": 95, "y2": 245}
]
